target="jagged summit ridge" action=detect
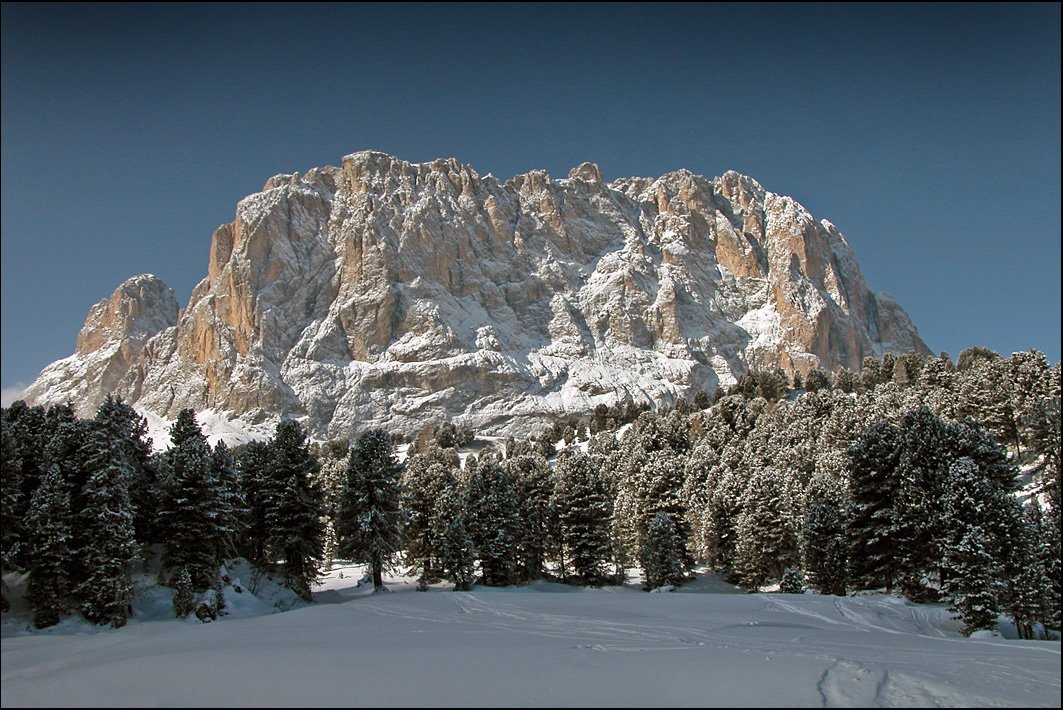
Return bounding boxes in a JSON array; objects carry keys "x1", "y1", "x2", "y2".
[
  {"x1": 25, "y1": 152, "x2": 928, "y2": 438},
  {"x1": 24, "y1": 274, "x2": 178, "y2": 415}
]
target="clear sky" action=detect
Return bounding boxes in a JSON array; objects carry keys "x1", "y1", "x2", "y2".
[{"x1": 2, "y1": 3, "x2": 1060, "y2": 401}]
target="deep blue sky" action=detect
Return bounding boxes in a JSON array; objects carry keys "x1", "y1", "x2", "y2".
[{"x1": 2, "y1": 3, "x2": 1060, "y2": 398}]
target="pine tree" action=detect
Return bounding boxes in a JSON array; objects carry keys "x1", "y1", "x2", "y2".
[
  {"x1": 465, "y1": 453, "x2": 520, "y2": 586},
  {"x1": 1022, "y1": 396, "x2": 1061, "y2": 527},
  {"x1": 833, "y1": 368, "x2": 860, "y2": 394},
  {"x1": 1040, "y1": 511, "x2": 1061, "y2": 630},
  {"x1": 25, "y1": 463, "x2": 74, "y2": 628},
  {"x1": 171, "y1": 567, "x2": 195, "y2": 618},
  {"x1": 507, "y1": 454, "x2": 554, "y2": 583},
  {"x1": 919, "y1": 353, "x2": 957, "y2": 418},
  {"x1": 315, "y1": 440, "x2": 349, "y2": 573},
  {"x1": 1, "y1": 419, "x2": 25, "y2": 589},
  {"x1": 805, "y1": 368, "x2": 832, "y2": 393},
  {"x1": 802, "y1": 495, "x2": 849, "y2": 596},
  {"x1": 640, "y1": 512, "x2": 686, "y2": 590},
  {"x1": 437, "y1": 486, "x2": 475, "y2": 591},
  {"x1": 76, "y1": 419, "x2": 138, "y2": 628},
  {"x1": 957, "y1": 356, "x2": 1020, "y2": 456},
  {"x1": 735, "y1": 466, "x2": 800, "y2": 591},
  {"x1": 158, "y1": 410, "x2": 223, "y2": 590},
  {"x1": 4, "y1": 401, "x2": 47, "y2": 570},
  {"x1": 681, "y1": 441, "x2": 718, "y2": 561},
  {"x1": 237, "y1": 440, "x2": 273, "y2": 567},
  {"x1": 168, "y1": 407, "x2": 204, "y2": 449},
  {"x1": 892, "y1": 406, "x2": 953, "y2": 597},
  {"x1": 847, "y1": 420, "x2": 901, "y2": 590},
  {"x1": 402, "y1": 445, "x2": 458, "y2": 585},
  {"x1": 336, "y1": 429, "x2": 404, "y2": 591},
  {"x1": 211, "y1": 441, "x2": 245, "y2": 560},
  {"x1": 937, "y1": 455, "x2": 1015, "y2": 636},
  {"x1": 553, "y1": 449, "x2": 612, "y2": 584},
  {"x1": 612, "y1": 442, "x2": 691, "y2": 572},
  {"x1": 698, "y1": 465, "x2": 745, "y2": 574},
  {"x1": 941, "y1": 523, "x2": 1003, "y2": 636},
  {"x1": 96, "y1": 397, "x2": 157, "y2": 545},
  {"x1": 265, "y1": 420, "x2": 326, "y2": 600},
  {"x1": 780, "y1": 567, "x2": 806, "y2": 594},
  {"x1": 1002, "y1": 505, "x2": 1053, "y2": 639}
]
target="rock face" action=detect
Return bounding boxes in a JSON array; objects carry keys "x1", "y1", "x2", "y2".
[
  {"x1": 23, "y1": 274, "x2": 179, "y2": 415},
  {"x1": 25, "y1": 152, "x2": 929, "y2": 437}
]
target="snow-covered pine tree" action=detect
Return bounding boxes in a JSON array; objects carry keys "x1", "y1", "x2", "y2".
[
  {"x1": 506, "y1": 453, "x2": 555, "y2": 583},
  {"x1": 880, "y1": 353, "x2": 897, "y2": 385},
  {"x1": 938, "y1": 455, "x2": 1012, "y2": 636},
  {"x1": 25, "y1": 462, "x2": 73, "y2": 628},
  {"x1": 802, "y1": 492, "x2": 849, "y2": 596},
  {"x1": 76, "y1": 416, "x2": 138, "y2": 628},
  {"x1": 1040, "y1": 510, "x2": 1062, "y2": 631},
  {"x1": 914, "y1": 353, "x2": 955, "y2": 417},
  {"x1": 859, "y1": 357, "x2": 881, "y2": 391},
  {"x1": 1, "y1": 419, "x2": 24, "y2": 601},
  {"x1": 1022, "y1": 395, "x2": 1061, "y2": 527},
  {"x1": 612, "y1": 440, "x2": 691, "y2": 573},
  {"x1": 805, "y1": 368, "x2": 832, "y2": 393},
  {"x1": 941, "y1": 522, "x2": 1003, "y2": 636},
  {"x1": 402, "y1": 444, "x2": 458, "y2": 585},
  {"x1": 157, "y1": 409, "x2": 223, "y2": 590},
  {"x1": 3, "y1": 401, "x2": 47, "y2": 570},
  {"x1": 896, "y1": 408, "x2": 1005, "y2": 599},
  {"x1": 1001, "y1": 504, "x2": 1054, "y2": 639},
  {"x1": 847, "y1": 419, "x2": 902, "y2": 591},
  {"x1": 236, "y1": 440, "x2": 273, "y2": 567},
  {"x1": 734, "y1": 465, "x2": 800, "y2": 591},
  {"x1": 437, "y1": 485, "x2": 476, "y2": 591},
  {"x1": 780, "y1": 566, "x2": 805, "y2": 594},
  {"x1": 682, "y1": 440, "x2": 721, "y2": 563},
  {"x1": 1008, "y1": 350, "x2": 1053, "y2": 441},
  {"x1": 957, "y1": 355, "x2": 1021, "y2": 456},
  {"x1": 335, "y1": 428, "x2": 404, "y2": 591},
  {"x1": 314, "y1": 441, "x2": 349, "y2": 574},
  {"x1": 610, "y1": 447, "x2": 648, "y2": 570},
  {"x1": 553, "y1": 449, "x2": 612, "y2": 584},
  {"x1": 465, "y1": 453, "x2": 520, "y2": 586},
  {"x1": 265, "y1": 420, "x2": 326, "y2": 600},
  {"x1": 833, "y1": 368, "x2": 860, "y2": 394},
  {"x1": 708, "y1": 465, "x2": 749, "y2": 577},
  {"x1": 168, "y1": 407, "x2": 203, "y2": 449},
  {"x1": 96, "y1": 397, "x2": 157, "y2": 545},
  {"x1": 639, "y1": 512, "x2": 686, "y2": 590},
  {"x1": 171, "y1": 566, "x2": 195, "y2": 618},
  {"x1": 41, "y1": 418, "x2": 90, "y2": 582},
  {"x1": 211, "y1": 440, "x2": 245, "y2": 561}
]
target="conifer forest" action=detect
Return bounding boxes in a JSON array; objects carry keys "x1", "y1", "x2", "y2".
[{"x1": 2, "y1": 348, "x2": 1059, "y2": 641}]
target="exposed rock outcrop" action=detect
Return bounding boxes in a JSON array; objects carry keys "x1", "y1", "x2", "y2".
[
  {"x1": 23, "y1": 274, "x2": 178, "y2": 414},
  {"x1": 25, "y1": 152, "x2": 929, "y2": 437}
]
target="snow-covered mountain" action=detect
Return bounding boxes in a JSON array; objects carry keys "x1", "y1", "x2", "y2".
[{"x1": 23, "y1": 152, "x2": 928, "y2": 438}]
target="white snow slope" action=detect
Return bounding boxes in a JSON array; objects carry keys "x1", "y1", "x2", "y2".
[{"x1": 1, "y1": 567, "x2": 1058, "y2": 708}]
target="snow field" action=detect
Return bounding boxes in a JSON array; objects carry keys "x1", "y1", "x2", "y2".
[{"x1": 2, "y1": 565, "x2": 1059, "y2": 707}]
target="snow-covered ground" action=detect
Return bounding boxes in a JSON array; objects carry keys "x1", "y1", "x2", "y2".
[{"x1": 1, "y1": 565, "x2": 1059, "y2": 707}]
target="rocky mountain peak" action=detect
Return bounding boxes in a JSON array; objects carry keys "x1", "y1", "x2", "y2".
[
  {"x1": 25, "y1": 152, "x2": 929, "y2": 439},
  {"x1": 73, "y1": 274, "x2": 178, "y2": 357},
  {"x1": 25, "y1": 274, "x2": 178, "y2": 416}
]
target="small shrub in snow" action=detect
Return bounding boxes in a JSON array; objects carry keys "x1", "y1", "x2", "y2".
[
  {"x1": 780, "y1": 567, "x2": 805, "y2": 594},
  {"x1": 171, "y1": 568, "x2": 195, "y2": 618}
]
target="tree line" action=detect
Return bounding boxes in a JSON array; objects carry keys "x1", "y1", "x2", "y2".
[{"x1": 1, "y1": 346, "x2": 1059, "y2": 637}]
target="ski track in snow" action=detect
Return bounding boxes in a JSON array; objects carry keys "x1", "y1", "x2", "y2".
[
  {"x1": 2, "y1": 573, "x2": 1059, "y2": 708},
  {"x1": 357, "y1": 592, "x2": 714, "y2": 652}
]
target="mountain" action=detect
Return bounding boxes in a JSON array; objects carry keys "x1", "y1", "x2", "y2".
[{"x1": 22, "y1": 151, "x2": 928, "y2": 438}]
